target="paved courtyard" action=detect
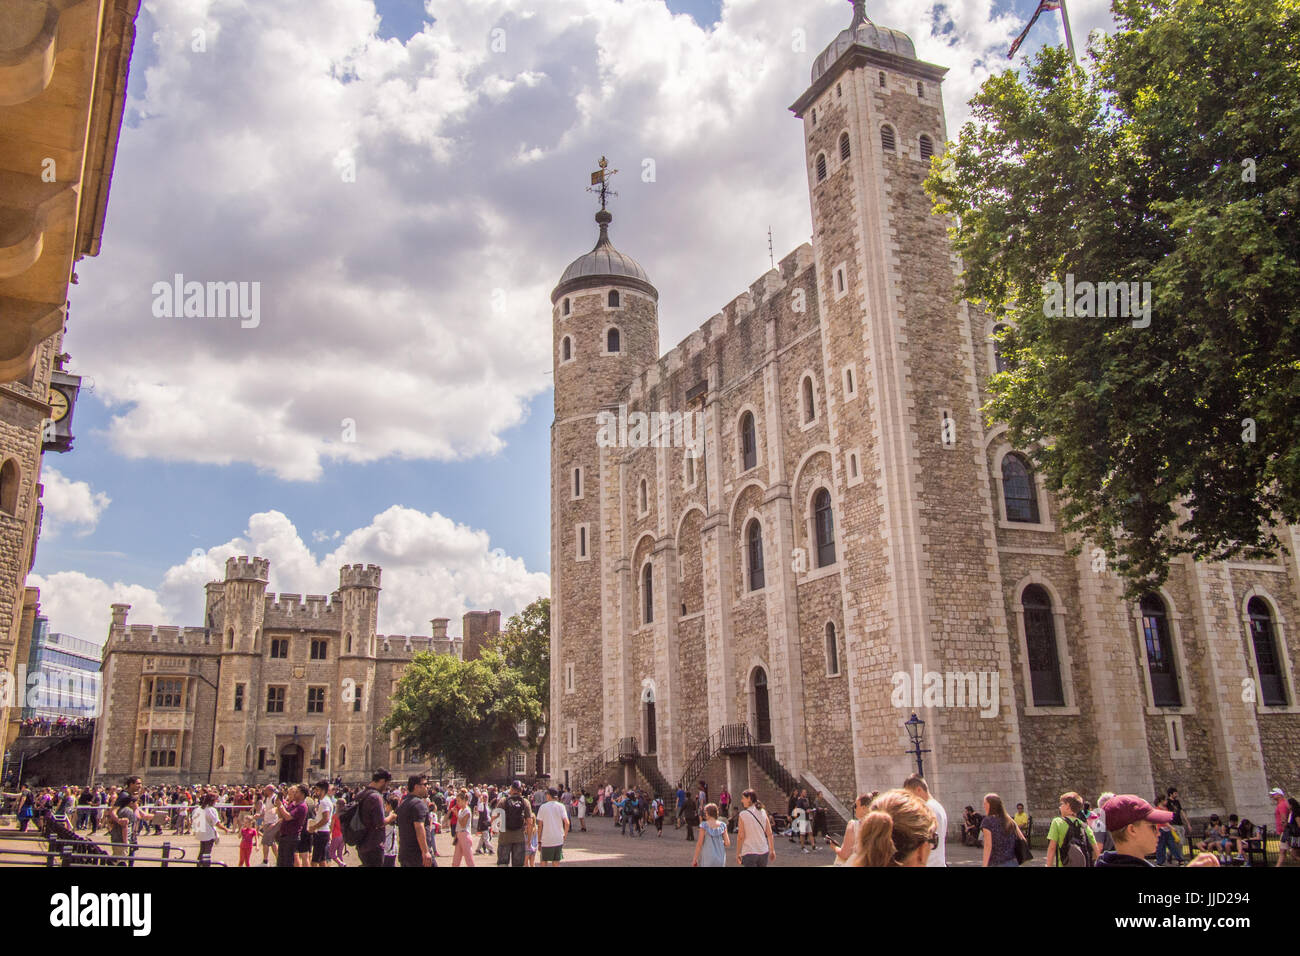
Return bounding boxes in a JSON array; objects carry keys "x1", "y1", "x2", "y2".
[{"x1": 1, "y1": 816, "x2": 987, "y2": 868}]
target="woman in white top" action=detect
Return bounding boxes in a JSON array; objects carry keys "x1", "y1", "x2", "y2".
[
  {"x1": 735, "y1": 789, "x2": 775, "y2": 867},
  {"x1": 191, "y1": 791, "x2": 229, "y2": 866},
  {"x1": 829, "y1": 792, "x2": 878, "y2": 864},
  {"x1": 451, "y1": 790, "x2": 475, "y2": 867}
]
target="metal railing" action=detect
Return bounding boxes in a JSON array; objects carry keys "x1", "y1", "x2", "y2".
[{"x1": 0, "y1": 833, "x2": 222, "y2": 867}]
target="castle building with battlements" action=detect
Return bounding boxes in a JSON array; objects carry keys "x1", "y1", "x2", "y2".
[
  {"x1": 548, "y1": 2, "x2": 1300, "y2": 825},
  {"x1": 92, "y1": 556, "x2": 504, "y2": 785}
]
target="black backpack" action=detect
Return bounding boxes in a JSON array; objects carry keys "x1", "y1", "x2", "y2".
[
  {"x1": 339, "y1": 797, "x2": 369, "y2": 847},
  {"x1": 503, "y1": 794, "x2": 528, "y2": 832},
  {"x1": 1058, "y1": 817, "x2": 1094, "y2": 867}
]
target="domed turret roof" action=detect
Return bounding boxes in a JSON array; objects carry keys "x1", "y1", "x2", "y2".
[
  {"x1": 552, "y1": 210, "x2": 657, "y2": 303},
  {"x1": 812, "y1": 1, "x2": 916, "y2": 84}
]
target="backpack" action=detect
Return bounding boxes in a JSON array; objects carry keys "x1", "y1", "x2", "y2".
[
  {"x1": 1058, "y1": 817, "x2": 1094, "y2": 867},
  {"x1": 339, "y1": 797, "x2": 369, "y2": 847},
  {"x1": 503, "y1": 795, "x2": 528, "y2": 832}
]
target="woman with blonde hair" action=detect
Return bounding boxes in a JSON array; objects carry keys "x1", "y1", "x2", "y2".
[
  {"x1": 979, "y1": 793, "x2": 1022, "y2": 867},
  {"x1": 829, "y1": 791, "x2": 878, "y2": 864},
  {"x1": 851, "y1": 789, "x2": 937, "y2": 867}
]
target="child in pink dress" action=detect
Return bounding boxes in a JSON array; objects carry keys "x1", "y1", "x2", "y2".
[{"x1": 238, "y1": 822, "x2": 258, "y2": 867}]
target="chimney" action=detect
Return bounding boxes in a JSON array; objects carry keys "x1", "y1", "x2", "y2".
[{"x1": 430, "y1": 618, "x2": 449, "y2": 640}]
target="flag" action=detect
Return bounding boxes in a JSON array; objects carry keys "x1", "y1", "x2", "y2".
[
  {"x1": 1008, "y1": 0, "x2": 1062, "y2": 59},
  {"x1": 324, "y1": 720, "x2": 331, "y2": 776}
]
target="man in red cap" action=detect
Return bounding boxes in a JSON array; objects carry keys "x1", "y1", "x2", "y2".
[{"x1": 1097, "y1": 795, "x2": 1218, "y2": 867}]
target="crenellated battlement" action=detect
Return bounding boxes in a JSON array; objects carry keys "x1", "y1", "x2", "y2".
[
  {"x1": 118, "y1": 625, "x2": 214, "y2": 646},
  {"x1": 339, "y1": 563, "x2": 382, "y2": 590},
  {"x1": 224, "y1": 555, "x2": 270, "y2": 583}
]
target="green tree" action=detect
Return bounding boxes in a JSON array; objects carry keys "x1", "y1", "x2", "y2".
[
  {"x1": 383, "y1": 649, "x2": 542, "y2": 781},
  {"x1": 485, "y1": 597, "x2": 550, "y2": 776},
  {"x1": 926, "y1": 0, "x2": 1300, "y2": 593}
]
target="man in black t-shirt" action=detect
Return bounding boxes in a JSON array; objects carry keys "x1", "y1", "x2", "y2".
[
  {"x1": 397, "y1": 774, "x2": 433, "y2": 867},
  {"x1": 108, "y1": 776, "x2": 143, "y2": 861}
]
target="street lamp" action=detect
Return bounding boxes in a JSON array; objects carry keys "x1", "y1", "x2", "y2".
[{"x1": 904, "y1": 713, "x2": 930, "y2": 778}]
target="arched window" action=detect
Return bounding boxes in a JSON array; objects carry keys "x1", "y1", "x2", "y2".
[
  {"x1": 607, "y1": 327, "x2": 620, "y2": 353},
  {"x1": 639, "y1": 478, "x2": 648, "y2": 514},
  {"x1": 747, "y1": 519, "x2": 765, "y2": 591},
  {"x1": 752, "y1": 668, "x2": 771, "y2": 743},
  {"x1": 216, "y1": 745, "x2": 225, "y2": 768},
  {"x1": 0, "y1": 459, "x2": 18, "y2": 514},
  {"x1": 642, "y1": 685, "x2": 657, "y2": 755},
  {"x1": 642, "y1": 562, "x2": 654, "y2": 624},
  {"x1": 815, "y1": 153, "x2": 827, "y2": 182},
  {"x1": 740, "y1": 412, "x2": 757, "y2": 471},
  {"x1": 1001, "y1": 453, "x2": 1040, "y2": 523},
  {"x1": 814, "y1": 488, "x2": 836, "y2": 567},
  {"x1": 1248, "y1": 597, "x2": 1287, "y2": 705},
  {"x1": 992, "y1": 324, "x2": 1009, "y2": 374},
  {"x1": 825, "y1": 622, "x2": 840, "y2": 676},
  {"x1": 881, "y1": 124, "x2": 896, "y2": 152},
  {"x1": 339, "y1": 745, "x2": 346, "y2": 768},
  {"x1": 1022, "y1": 585, "x2": 1065, "y2": 706},
  {"x1": 561, "y1": 336, "x2": 572, "y2": 361},
  {"x1": 1140, "y1": 594, "x2": 1181, "y2": 706},
  {"x1": 839, "y1": 131, "x2": 851, "y2": 161},
  {"x1": 608, "y1": 289, "x2": 620, "y2": 308},
  {"x1": 802, "y1": 376, "x2": 816, "y2": 423},
  {"x1": 562, "y1": 297, "x2": 570, "y2": 316},
  {"x1": 919, "y1": 134, "x2": 934, "y2": 160}
]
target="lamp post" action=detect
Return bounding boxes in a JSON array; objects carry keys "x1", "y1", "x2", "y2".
[{"x1": 904, "y1": 713, "x2": 930, "y2": 778}]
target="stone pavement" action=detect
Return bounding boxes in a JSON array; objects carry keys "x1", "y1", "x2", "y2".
[{"x1": 0, "y1": 817, "x2": 986, "y2": 868}]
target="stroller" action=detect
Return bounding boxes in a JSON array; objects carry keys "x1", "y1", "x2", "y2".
[{"x1": 40, "y1": 809, "x2": 114, "y2": 865}]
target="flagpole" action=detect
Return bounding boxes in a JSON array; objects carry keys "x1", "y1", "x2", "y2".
[{"x1": 1059, "y1": 0, "x2": 1079, "y2": 67}]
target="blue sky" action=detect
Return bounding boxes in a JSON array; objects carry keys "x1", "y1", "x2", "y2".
[{"x1": 31, "y1": 0, "x2": 1113, "y2": 643}]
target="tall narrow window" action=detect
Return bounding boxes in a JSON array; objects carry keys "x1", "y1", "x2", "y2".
[
  {"x1": 685, "y1": 454, "x2": 695, "y2": 486},
  {"x1": 993, "y1": 324, "x2": 1009, "y2": 374},
  {"x1": 816, "y1": 153, "x2": 827, "y2": 182},
  {"x1": 919, "y1": 134, "x2": 934, "y2": 160},
  {"x1": 878, "y1": 71, "x2": 886, "y2": 87},
  {"x1": 562, "y1": 297, "x2": 570, "y2": 316},
  {"x1": 881, "y1": 125, "x2": 896, "y2": 152},
  {"x1": 561, "y1": 336, "x2": 571, "y2": 361},
  {"x1": 1141, "y1": 594, "x2": 1181, "y2": 706},
  {"x1": 607, "y1": 327, "x2": 620, "y2": 353},
  {"x1": 578, "y1": 526, "x2": 587, "y2": 558},
  {"x1": 573, "y1": 468, "x2": 582, "y2": 498},
  {"x1": 839, "y1": 131, "x2": 851, "y2": 161},
  {"x1": 216, "y1": 745, "x2": 225, "y2": 768},
  {"x1": 608, "y1": 289, "x2": 620, "y2": 308},
  {"x1": 639, "y1": 478, "x2": 648, "y2": 514},
  {"x1": 233, "y1": 683, "x2": 244, "y2": 712},
  {"x1": 802, "y1": 377, "x2": 816, "y2": 423},
  {"x1": 353, "y1": 684, "x2": 363, "y2": 713},
  {"x1": 338, "y1": 745, "x2": 346, "y2": 768},
  {"x1": 740, "y1": 412, "x2": 757, "y2": 471},
  {"x1": 1001, "y1": 453, "x2": 1040, "y2": 523},
  {"x1": 814, "y1": 488, "x2": 836, "y2": 567},
  {"x1": 753, "y1": 669, "x2": 771, "y2": 743},
  {"x1": 1022, "y1": 585, "x2": 1065, "y2": 706},
  {"x1": 0, "y1": 459, "x2": 18, "y2": 515},
  {"x1": 747, "y1": 520, "x2": 765, "y2": 591},
  {"x1": 917, "y1": 81, "x2": 924, "y2": 97},
  {"x1": 1248, "y1": 597, "x2": 1287, "y2": 706},
  {"x1": 642, "y1": 563, "x2": 654, "y2": 624},
  {"x1": 825, "y1": 622, "x2": 840, "y2": 676}
]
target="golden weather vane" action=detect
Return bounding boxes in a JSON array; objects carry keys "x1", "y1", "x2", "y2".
[{"x1": 587, "y1": 156, "x2": 619, "y2": 211}]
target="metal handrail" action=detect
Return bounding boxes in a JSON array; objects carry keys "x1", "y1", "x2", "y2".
[{"x1": 0, "y1": 846, "x2": 223, "y2": 867}]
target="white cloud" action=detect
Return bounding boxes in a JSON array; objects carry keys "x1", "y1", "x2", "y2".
[
  {"x1": 40, "y1": 468, "x2": 111, "y2": 536},
  {"x1": 69, "y1": 0, "x2": 1117, "y2": 481},
  {"x1": 31, "y1": 508, "x2": 548, "y2": 642}
]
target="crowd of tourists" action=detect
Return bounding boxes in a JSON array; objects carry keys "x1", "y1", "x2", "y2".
[
  {"x1": 3, "y1": 771, "x2": 1297, "y2": 869},
  {"x1": 14, "y1": 716, "x2": 94, "y2": 737}
]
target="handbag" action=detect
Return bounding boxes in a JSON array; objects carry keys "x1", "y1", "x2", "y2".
[{"x1": 1014, "y1": 824, "x2": 1033, "y2": 863}]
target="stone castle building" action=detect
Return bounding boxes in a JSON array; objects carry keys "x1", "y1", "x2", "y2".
[
  {"x1": 0, "y1": 0, "x2": 139, "y2": 755},
  {"x1": 92, "y1": 556, "x2": 504, "y2": 785},
  {"x1": 548, "y1": 1, "x2": 1299, "y2": 824}
]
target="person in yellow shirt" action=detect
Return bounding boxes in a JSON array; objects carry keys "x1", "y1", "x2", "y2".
[{"x1": 1013, "y1": 803, "x2": 1030, "y2": 830}]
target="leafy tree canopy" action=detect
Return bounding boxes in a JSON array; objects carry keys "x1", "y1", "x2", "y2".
[{"x1": 926, "y1": 0, "x2": 1299, "y2": 594}]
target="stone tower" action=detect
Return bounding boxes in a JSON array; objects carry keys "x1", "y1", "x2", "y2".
[
  {"x1": 788, "y1": 0, "x2": 1025, "y2": 799},
  {"x1": 209, "y1": 556, "x2": 270, "y2": 781},
  {"x1": 337, "y1": 564, "x2": 381, "y2": 770},
  {"x1": 550, "y1": 205, "x2": 659, "y2": 763}
]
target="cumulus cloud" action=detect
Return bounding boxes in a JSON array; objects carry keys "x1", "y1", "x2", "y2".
[
  {"x1": 69, "y1": 0, "x2": 1117, "y2": 481},
  {"x1": 33, "y1": 508, "x2": 549, "y2": 642},
  {"x1": 40, "y1": 468, "x2": 111, "y2": 536}
]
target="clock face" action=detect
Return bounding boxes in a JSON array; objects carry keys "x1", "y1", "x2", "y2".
[{"x1": 47, "y1": 388, "x2": 69, "y2": 423}]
